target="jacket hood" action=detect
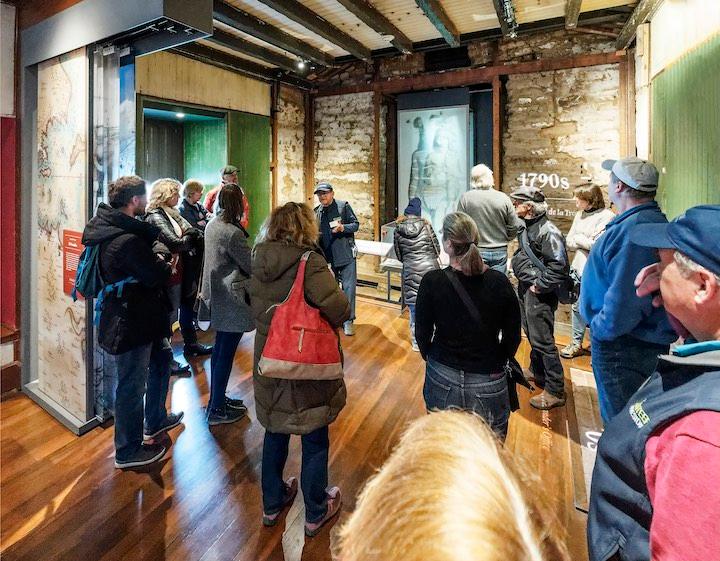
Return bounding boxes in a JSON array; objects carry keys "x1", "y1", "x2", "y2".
[
  {"x1": 82, "y1": 203, "x2": 160, "y2": 246},
  {"x1": 397, "y1": 216, "x2": 425, "y2": 239},
  {"x1": 252, "y1": 241, "x2": 319, "y2": 283}
]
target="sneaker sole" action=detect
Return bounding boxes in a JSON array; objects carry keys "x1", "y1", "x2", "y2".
[
  {"x1": 144, "y1": 413, "x2": 185, "y2": 440},
  {"x1": 207, "y1": 413, "x2": 247, "y2": 426},
  {"x1": 304, "y1": 498, "x2": 342, "y2": 537},
  {"x1": 115, "y1": 447, "x2": 166, "y2": 469}
]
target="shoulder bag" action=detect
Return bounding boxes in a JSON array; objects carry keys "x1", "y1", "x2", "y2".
[
  {"x1": 258, "y1": 251, "x2": 343, "y2": 380},
  {"x1": 443, "y1": 268, "x2": 533, "y2": 411},
  {"x1": 519, "y1": 229, "x2": 579, "y2": 304}
]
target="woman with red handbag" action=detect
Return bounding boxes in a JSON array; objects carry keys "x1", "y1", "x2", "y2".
[{"x1": 249, "y1": 202, "x2": 350, "y2": 537}]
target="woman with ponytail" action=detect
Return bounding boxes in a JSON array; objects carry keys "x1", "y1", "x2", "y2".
[{"x1": 414, "y1": 212, "x2": 522, "y2": 439}]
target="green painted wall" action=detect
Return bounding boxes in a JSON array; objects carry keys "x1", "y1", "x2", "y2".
[
  {"x1": 652, "y1": 33, "x2": 720, "y2": 219},
  {"x1": 184, "y1": 119, "x2": 227, "y2": 195},
  {"x1": 227, "y1": 111, "x2": 271, "y2": 243}
]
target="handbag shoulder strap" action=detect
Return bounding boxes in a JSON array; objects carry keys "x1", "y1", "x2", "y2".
[
  {"x1": 443, "y1": 268, "x2": 482, "y2": 327},
  {"x1": 286, "y1": 251, "x2": 312, "y2": 302},
  {"x1": 519, "y1": 228, "x2": 546, "y2": 272}
]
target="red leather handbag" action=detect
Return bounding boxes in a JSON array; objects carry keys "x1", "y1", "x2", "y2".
[{"x1": 258, "y1": 251, "x2": 343, "y2": 380}]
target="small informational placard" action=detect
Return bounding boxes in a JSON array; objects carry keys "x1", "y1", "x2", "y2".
[{"x1": 63, "y1": 229, "x2": 84, "y2": 297}]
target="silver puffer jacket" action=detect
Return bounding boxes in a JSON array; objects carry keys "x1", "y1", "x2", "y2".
[{"x1": 393, "y1": 216, "x2": 441, "y2": 305}]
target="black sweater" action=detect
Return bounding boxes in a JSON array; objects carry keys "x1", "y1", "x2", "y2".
[{"x1": 415, "y1": 267, "x2": 522, "y2": 372}]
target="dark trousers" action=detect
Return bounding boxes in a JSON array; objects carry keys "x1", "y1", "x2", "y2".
[
  {"x1": 518, "y1": 287, "x2": 565, "y2": 399},
  {"x1": 332, "y1": 259, "x2": 356, "y2": 322},
  {"x1": 168, "y1": 283, "x2": 197, "y2": 346},
  {"x1": 591, "y1": 335, "x2": 668, "y2": 422},
  {"x1": 208, "y1": 331, "x2": 243, "y2": 411},
  {"x1": 262, "y1": 426, "x2": 329, "y2": 523},
  {"x1": 113, "y1": 338, "x2": 172, "y2": 460}
]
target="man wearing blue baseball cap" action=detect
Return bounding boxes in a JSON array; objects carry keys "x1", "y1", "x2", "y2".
[
  {"x1": 588, "y1": 205, "x2": 720, "y2": 561},
  {"x1": 314, "y1": 182, "x2": 360, "y2": 336},
  {"x1": 579, "y1": 157, "x2": 677, "y2": 422}
]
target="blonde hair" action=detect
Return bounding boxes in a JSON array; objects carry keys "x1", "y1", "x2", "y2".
[
  {"x1": 182, "y1": 179, "x2": 204, "y2": 199},
  {"x1": 256, "y1": 202, "x2": 319, "y2": 249},
  {"x1": 471, "y1": 163, "x2": 494, "y2": 189},
  {"x1": 442, "y1": 212, "x2": 485, "y2": 276},
  {"x1": 147, "y1": 178, "x2": 181, "y2": 211},
  {"x1": 336, "y1": 411, "x2": 569, "y2": 561}
]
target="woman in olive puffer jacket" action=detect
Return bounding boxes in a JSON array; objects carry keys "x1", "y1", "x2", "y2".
[{"x1": 393, "y1": 197, "x2": 441, "y2": 351}]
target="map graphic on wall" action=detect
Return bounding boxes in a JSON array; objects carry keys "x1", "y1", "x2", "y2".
[
  {"x1": 35, "y1": 47, "x2": 88, "y2": 422},
  {"x1": 397, "y1": 106, "x2": 469, "y2": 236}
]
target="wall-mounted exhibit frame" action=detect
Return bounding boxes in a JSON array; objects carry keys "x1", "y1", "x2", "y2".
[{"x1": 19, "y1": 0, "x2": 213, "y2": 434}]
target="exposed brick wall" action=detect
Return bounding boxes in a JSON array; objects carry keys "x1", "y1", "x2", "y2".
[
  {"x1": 502, "y1": 64, "x2": 620, "y2": 233},
  {"x1": 313, "y1": 92, "x2": 375, "y2": 241},
  {"x1": 276, "y1": 86, "x2": 305, "y2": 205}
]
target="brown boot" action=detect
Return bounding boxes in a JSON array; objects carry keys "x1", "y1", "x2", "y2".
[{"x1": 529, "y1": 390, "x2": 566, "y2": 410}]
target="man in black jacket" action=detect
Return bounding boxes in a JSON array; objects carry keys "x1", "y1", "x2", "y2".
[
  {"x1": 81, "y1": 176, "x2": 184, "y2": 468},
  {"x1": 510, "y1": 186, "x2": 570, "y2": 410},
  {"x1": 314, "y1": 183, "x2": 360, "y2": 336}
]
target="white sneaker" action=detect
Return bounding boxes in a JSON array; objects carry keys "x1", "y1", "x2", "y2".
[{"x1": 343, "y1": 321, "x2": 355, "y2": 336}]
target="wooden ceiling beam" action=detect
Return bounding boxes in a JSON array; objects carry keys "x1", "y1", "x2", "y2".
[
  {"x1": 213, "y1": 0, "x2": 334, "y2": 67},
  {"x1": 256, "y1": 0, "x2": 372, "y2": 62},
  {"x1": 316, "y1": 50, "x2": 626, "y2": 96},
  {"x1": 565, "y1": 0, "x2": 583, "y2": 29},
  {"x1": 333, "y1": 0, "x2": 413, "y2": 54},
  {"x1": 207, "y1": 28, "x2": 300, "y2": 73},
  {"x1": 172, "y1": 42, "x2": 313, "y2": 89},
  {"x1": 414, "y1": 0, "x2": 461, "y2": 47},
  {"x1": 616, "y1": 0, "x2": 663, "y2": 49}
]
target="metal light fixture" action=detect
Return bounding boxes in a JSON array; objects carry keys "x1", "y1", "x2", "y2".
[
  {"x1": 296, "y1": 60, "x2": 306, "y2": 70},
  {"x1": 176, "y1": 112, "x2": 185, "y2": 119},
  {"x1": 501, "y1": 0, "x2": 519, "y2": 39}
]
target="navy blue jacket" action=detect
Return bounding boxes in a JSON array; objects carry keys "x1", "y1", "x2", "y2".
[
  {"x1": 314, "y1": 200, "x2": 359, "y2": 268},
  {"x1": 580, "y1": 202, "x2": 676, "y2": 344},
  {"x1": 588, "y1": 343, "x2": 720, "y2": 561}
]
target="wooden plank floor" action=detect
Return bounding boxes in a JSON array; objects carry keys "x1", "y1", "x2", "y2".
[{"x1": 0, "y1": 299, "x2": 592, "y2": 561}]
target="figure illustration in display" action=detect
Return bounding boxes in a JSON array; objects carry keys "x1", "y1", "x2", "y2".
[{"x1": 407, "y1": 114, "x2": 465, "y2": 232}]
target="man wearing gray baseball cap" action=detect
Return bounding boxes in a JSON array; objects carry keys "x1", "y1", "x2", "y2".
[{"x1": 579, "y1": 157, "x2": 677, "y2": 422}]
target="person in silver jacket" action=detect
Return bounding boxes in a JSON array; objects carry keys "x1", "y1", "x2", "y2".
[{"x1": 393, "y1": 197, "x2": 441, "y2": 351}]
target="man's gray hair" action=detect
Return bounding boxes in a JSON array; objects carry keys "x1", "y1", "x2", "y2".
[
  {"x1": 525, "y1": 201, "x2": 548, "y2": 217},
  {"x1": 470, "y1": 164, "x2": 494, "y2": 189},
  {"x1": 673, "y1": 251, "x2": 720, "y2": 283}
]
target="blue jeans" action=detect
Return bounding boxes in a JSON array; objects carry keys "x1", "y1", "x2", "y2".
[
  {"x1": 480, "y1": 248, "x2": 508, "y2": 275},
  {"x1": 113, "y1": 338, "x2": 172, "y2": 460},
  {"x1": 262, "y1": 426, "x2": 329, "y2": 523},
  {"x1": 424, "y1": 358, "x2": 511, "y2": 439},
  {"x1": 591, "y1": 335, "x2": 669, "y2": 422},
  {"x1": 209, "y1": 331, "x2": 243, "y2": 411},
  {"x1": 332, "y1": 259, "x2": 356, "y2": 322},
  {"x1": 571, "y1": 301, "x2": 587, "y2": 347},
  {"x1": 407, "y1": 304, "x2": 416, "y2": 344}
]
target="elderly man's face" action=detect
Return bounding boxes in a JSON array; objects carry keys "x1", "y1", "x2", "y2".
[{"x1": 657, "y1": 249, "x2": 693, "y2": 323}]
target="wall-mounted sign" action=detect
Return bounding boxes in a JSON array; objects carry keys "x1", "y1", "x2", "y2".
[
  {"x1": 63, "y1": 229, "x2": 84, "y2": 297},
  {"x1": 518, "y1": 172, "x2": 570, "y2": 190}
]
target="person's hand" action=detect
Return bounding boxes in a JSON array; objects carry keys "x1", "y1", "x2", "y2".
[
  {"x1": 197, "y1": 220, "x2": 206, "y2": 227},
  {"x1": 529, "y1": 285, "x2": 539, "y2": 294},
  {"x1": 634, "y1": 262, "x2": 662, "y2": 307},
  {"x1": 332, "y1": 223, "x2": 344, "y2": 234}
]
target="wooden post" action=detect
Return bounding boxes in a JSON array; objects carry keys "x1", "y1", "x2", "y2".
[
  {"x1": 303, "y1": 91, "x2": 315, "y2": 204},
  {"x1": 372, "y1": 90, "x2": 381, "y2": 241},
  {"x1": 618, "y1": 57, "x2": 636, "y2": 157},
  {"x1": 492, "y1": 75, "x2": 503, "y2": 190},
  {"x1": 270, "y1": 81, "x2": 279, "y2": 209}
]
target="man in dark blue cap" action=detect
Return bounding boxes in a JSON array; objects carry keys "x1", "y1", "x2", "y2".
[
  {"x1": 587, "y1": 205, "x2": 720, "y2": 561},
  {"x1": 580, "y1": 157, "x2": 677, "y2": 422},
  {"x1": 314, "y1": 182, "x2": 360, "y2": 336}
]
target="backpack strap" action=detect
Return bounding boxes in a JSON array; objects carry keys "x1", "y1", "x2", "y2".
[{"x1": 93, "y1": 277, "x2": 139, "y2": 326}]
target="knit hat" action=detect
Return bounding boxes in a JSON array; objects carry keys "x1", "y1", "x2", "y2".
[{"x1": 404, "y1": 197, "x2": 422, "y2": 216}]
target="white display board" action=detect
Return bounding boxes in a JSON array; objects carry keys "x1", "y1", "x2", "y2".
[{"x1": 397, "y1": 105, "x2": 469, "y2": 238}]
